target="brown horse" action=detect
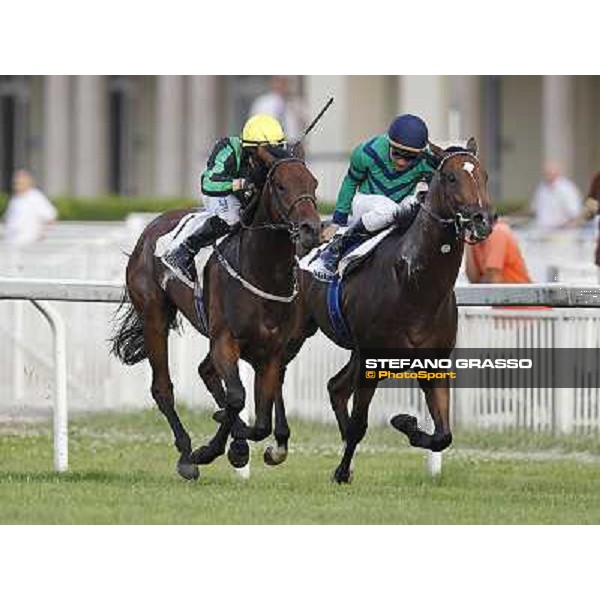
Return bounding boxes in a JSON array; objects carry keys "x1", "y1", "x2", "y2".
[
  {"x1": 278, "y1": 139, "x2": 495, "y2": 483},
  {"x1": 586, "y1": 172, "x2": 600, "y2": 267},
  {"x1": 110, "y1": 145, "x2": 321, "y2": 480}
]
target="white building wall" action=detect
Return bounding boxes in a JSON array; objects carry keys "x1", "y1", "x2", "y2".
[
  {"x1": 543, "y1": 75, "x2": 575, "y2": 178},
  {"x1": 43, "y1": 76, "x2": 71, "y2": 196},
  {"x1": 398, "y1": 75, "x2": 450, "y2": 141},
  {"x1": 501, "y1": 76, "x2": 542, "y2": 202},
  {"x1": 155, "y1": 75, "x2": 185, "y2": 197},
  {"x1": 304, "y1": 75, "x2": 349, "y2": 202},
  {"x1": 186, "y1": 76, "x2": 218, "y2": 199},
  {"x1": 73, "y1": 76, "x2": 108, "y2": 197}
]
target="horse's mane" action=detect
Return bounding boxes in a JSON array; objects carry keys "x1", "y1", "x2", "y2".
[
  {"x1": 240, "y1": 144, "x2": 297, "y2": 226},
  {"x1": 264, "y1": 144, "x2": 293, "y2": 160},
  {"x1": 246, "y1": 144, "x2": 293, "y2": 189}
]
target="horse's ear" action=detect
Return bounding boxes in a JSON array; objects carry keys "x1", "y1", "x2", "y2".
[
  {"x1": 257, "y1": 145, "x2": 276, "y2": 167},
  {"x1": 428, "y1": 141, "x2": 444, "y2": 157},
  {"x1": 291, "y1": 142, "x2": 305, "y2": 160},
  {"x1": 466, "y1": 137, "x2": 478, "y2": 156}
]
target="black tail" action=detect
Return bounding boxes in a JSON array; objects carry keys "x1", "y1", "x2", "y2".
[{"x1": 109, "y1": 291, "x2": 148, "y2": 365}]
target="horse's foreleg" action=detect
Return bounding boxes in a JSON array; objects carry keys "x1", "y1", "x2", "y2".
[
  {"x1": 424, "y1": 382, "x2": 453, "y2": 451},
  {"x1": 208, "y1": 331, "x2": 250, "y2": 468},
  {"x1": 391, "y1": 380, "x2": 453, "y2": 451},
  {"x1": 190, "y1": 352, "x2": 248, "y2": 465},
  {"x1": 264, "y1": 366, "x2": 290, "y2": 466},
  {"x1": 332, "y1": 386, "x2": 376, "y2": 484},
  {"x1": 327, "y1": 352, "x2": 360, "y2": 442},
  {"x1": 246, "y1": 358, "x2": 282, "y2": 442},
  {"x1": 143, "y1": 314, "x2": 198, "y2": 481}
]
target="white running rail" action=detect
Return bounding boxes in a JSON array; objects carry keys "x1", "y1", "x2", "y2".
[{"x1": 2, "y1": 277, "x2": 600, "y2": 475}]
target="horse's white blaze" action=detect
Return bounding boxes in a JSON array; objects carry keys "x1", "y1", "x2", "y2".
[{"x1": 464, "y1": 166, "x2": 483, "y2": 208}]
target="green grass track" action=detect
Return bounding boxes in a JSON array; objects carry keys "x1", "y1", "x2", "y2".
[{"x1": 1, "y1": 408, "x2": 599, "y2": 524}]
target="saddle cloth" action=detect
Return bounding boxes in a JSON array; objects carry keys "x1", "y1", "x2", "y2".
[
  {"x1": 154, "y1": 210, "x2": 210, "y2": 259},
  {"x1": 154, "y1": 210, "x2": 214, "y2": 333},
  {"x1": 298, "y1": 225, "x2": 395, "y2": 281},
  {"x1": 154, "y1": 210, "x2": 217, "y2": 289}
]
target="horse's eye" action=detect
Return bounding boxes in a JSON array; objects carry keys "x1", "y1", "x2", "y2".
[
  {"x1": 446, "y1": 172, "x2": 457, "y2": 184},
  {"x1": 276, "y1": 182, "x2": 286, "y2": 193}
]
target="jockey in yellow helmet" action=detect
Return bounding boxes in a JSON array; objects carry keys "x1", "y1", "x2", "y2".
[{"x1": 162, "y1": 114, "x2": 287, "y2": 284}]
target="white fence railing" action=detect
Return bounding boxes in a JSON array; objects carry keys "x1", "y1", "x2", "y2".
[
  {"x1": 2, "y1": 222, "x2": 600, "y2": 473},
  {"x1": 3, "y1": 278, "x2": 600, "y2": 474}
]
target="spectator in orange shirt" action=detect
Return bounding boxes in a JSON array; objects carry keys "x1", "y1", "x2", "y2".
[{"x1": 465, "y1": 218, "x2": 531, "y2": 284}]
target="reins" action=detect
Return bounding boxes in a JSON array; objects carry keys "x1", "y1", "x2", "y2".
[{"x1": 214, "y1": 156, "x2": 316, "y2": 303}]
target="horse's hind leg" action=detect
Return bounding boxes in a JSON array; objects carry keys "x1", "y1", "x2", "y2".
[
  {"x1": 190, "y1": 353, "x2": 249, "y2": 466},
  {"x1": 332, "y1": 386, "x2": 376, "y2": 484},
  {"x1": 391, "y1": 380, "x2": 453, "y2": 451},
  {"x1": 142, "y1": 305, "x2": 198, "y2": 480},
  {"x1": 327, "y1": 352, "x2": 360, "y2": 441}
]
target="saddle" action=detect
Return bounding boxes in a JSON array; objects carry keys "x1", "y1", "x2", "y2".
[
  {"x1": 155, "y1": 211, "x2": 237, "y2": 336},
  {"x1": 298, "y1": 225, "x2": 396, "y2": 282}
]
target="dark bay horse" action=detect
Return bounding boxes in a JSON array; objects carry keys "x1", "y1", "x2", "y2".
[
  {"x1": 586, "y1": 172, "x2": 600, "y2": 267},
  {"x1": 283, "y1": 139, "x2": 495, "y2": 483},
  {"x1": 110, "y1": 145, "x2": 321, "y2": 480}
]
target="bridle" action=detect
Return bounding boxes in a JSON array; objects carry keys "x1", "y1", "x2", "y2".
[
  {"x1": 213, "y1": 155, "x2": 318, "y2": 303},
  {"x1": 419, "y1": 151, "x2": 492, "y2": 244},
  {"x1": 240, "y1": 157, "x2": 318, "y2": 243}
]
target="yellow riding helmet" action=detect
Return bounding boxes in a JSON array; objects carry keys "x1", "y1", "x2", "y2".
[{"x1": 241, "y1": 114, "x2": 286, "y2": 147}]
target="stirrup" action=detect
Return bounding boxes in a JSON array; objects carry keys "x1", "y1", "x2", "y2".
[{"x1": 161, "y1": 245, "x2": 196, "y2": 287}]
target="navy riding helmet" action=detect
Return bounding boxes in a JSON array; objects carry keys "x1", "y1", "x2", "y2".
[{"x1": 388, "y1": 114, "x2": 429, "y2": 152}]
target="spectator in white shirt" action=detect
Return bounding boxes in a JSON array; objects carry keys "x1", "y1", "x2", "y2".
[
  {"x1": 3, "y1": 169, "x2": 57, "y2": 245},
  {"x1": 531, "y1": 162, "x2": 582, "y2": 230},
  {"x1": 249, "y1": 76, "x2": 306, "y2": 142}
]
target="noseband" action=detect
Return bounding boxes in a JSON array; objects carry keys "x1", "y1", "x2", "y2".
[{"x1": 420, "y1": 151, "x2": 488, "y2": 243}]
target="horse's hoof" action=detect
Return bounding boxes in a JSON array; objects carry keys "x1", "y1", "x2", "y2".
[
  {"x1": 430, "y1": 432, "x2": 453, "y2": 452},
  {"x1": 177, "y1": 459, "x2": 199, "y2": 481},
  {"x1": 264, "y1": 445, "x2": 287, "y2": 466},
  {"x1": 227, "y1": 440, "x2": 250, "y2": 469},
  {"x1": 390, "y1": 414, "x2": 418, "y2": 435},
  {"x1": 190, "y1": 445, "x2": 221, "y2": 465},
  {"x1": 331, "y1": 466, "x2": 353, "y2": 485}
]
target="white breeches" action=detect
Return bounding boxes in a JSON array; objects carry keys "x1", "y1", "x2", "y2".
[
  {"x1": 351, "y1": 192, "x2": 408, "y2": 233},
  {"x1": 202, "y1": 194, "x2": 241, "y2": 226}
]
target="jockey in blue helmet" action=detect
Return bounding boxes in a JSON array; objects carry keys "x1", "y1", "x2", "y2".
[{"x1": 320, "y1": 113, "x2": 437, "y2": 276}]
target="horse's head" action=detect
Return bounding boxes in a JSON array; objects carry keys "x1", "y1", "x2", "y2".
[
  {"x1": 429, "y1": 137, "x2": 496, "y2": 244},
  {"x1": 252, "y1": 144, "x2": 321, "y2": 253}
]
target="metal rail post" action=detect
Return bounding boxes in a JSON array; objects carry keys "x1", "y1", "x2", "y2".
[{"x1": 31, "y1": 300, "x2": 68, "y2": 472}]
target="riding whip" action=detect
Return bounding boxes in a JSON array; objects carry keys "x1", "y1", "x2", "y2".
[{"x1": 292, "y1": 97, "x2": 334, "y2": 152}]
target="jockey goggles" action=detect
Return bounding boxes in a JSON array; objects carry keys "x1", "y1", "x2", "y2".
[{"x1": 390, "y1": 146, "x2": 421, "y2": 162}]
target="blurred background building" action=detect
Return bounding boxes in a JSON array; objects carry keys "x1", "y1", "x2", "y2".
[{"x1": 2, "y1": 75, "x2": 599, "y2": 204}]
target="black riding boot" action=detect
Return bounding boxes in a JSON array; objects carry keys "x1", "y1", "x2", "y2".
[
  {"x1": 320, "y1": 219, "x2": 370, "y2": 277},
  {"x1": 162, "y1": 215, "x2": 231, "y2": 283}
]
